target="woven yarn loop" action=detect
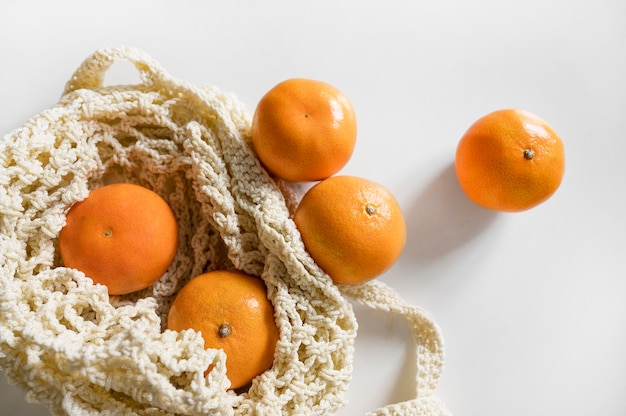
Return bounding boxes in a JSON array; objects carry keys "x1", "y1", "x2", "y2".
[{"x1": 0, "y1": 46, "x2": 450, "y2": 416}]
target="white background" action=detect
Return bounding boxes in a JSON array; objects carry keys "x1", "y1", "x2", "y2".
[{"x1": 1, "y1": 1, "x2": 625, "y2": 415}]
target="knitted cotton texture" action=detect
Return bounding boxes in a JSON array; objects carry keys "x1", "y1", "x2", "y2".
[{"x1": 0, "y1": 46, "x2": 450, "y2": 416}]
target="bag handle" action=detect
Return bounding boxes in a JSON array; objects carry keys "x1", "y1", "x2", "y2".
[
  {"x1": 62, "y1": 46, "x2": 244, "y2": 148},
  {"x1": 341, "y1": 280, "x2": 450, "y2": 415},
  {"x1": 63, "y1": 46, "x2": 170, "y2": 95}
]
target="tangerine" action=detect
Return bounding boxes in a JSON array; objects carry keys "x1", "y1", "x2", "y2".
[
  {"x1": 251, "y1": 78, "x2": 357, "y2": 182},
  {"x1": 58, "y1": 183, "x2": 178, "y2": 295},
  {"x1": 293, "y1": 175, "x2": 406, "y2": 285},
  {"x1": 455, "y1": 109, "x2": 565, "y2": 212},
  {"x1": 167, "y1": 270, "x2": 279, "y2": 390}
]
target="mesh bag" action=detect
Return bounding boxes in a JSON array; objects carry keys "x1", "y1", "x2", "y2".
[{"x1": 0, "y1": 46, "x2": 451, "y2": 415}]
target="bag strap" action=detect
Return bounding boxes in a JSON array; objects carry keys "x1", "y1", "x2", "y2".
[
  {"x1": 340, "y1": 280, "x2": 450, "y2": 415},
  {"x1": 63, "y1": 46, "x2": 170, "y2": 94}
]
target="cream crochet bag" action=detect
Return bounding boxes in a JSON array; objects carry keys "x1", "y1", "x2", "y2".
[{"x1": 0, "y1": 46, "x2": 450, "y2": 416}]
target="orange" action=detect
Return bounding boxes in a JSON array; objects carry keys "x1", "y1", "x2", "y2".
[
  {"x1": 455, "y1": 109, "x2": 565, "y2": 212},
  {"x1": 251, "y1": 78, "x2": 357, "y2": 182},
  {"x1": 58, "y1": 183, "x2": 178, "y2": 295},
  {"x1": 167, "y1": 270, "x2": 279, "y2": 390},
  {"x1": 293, "y1": 175, "x2": 406, "y2": 285}
]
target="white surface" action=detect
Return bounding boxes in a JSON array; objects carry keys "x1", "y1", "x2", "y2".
[{"x1": 1, "y1": 1, "x2": 625, "y2": 415}]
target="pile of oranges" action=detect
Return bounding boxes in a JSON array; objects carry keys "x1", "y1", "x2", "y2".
[
  {"x1": 56, "y1": 77, "x2": 565, "y2": 392},
  {"x1": 251, "y1": 78, "x2": 407, "y2": 286}
]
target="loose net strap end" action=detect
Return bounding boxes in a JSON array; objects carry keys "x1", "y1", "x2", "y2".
[{"x1": 341, "y1": 280, "x2": 451, "y2": 414}]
